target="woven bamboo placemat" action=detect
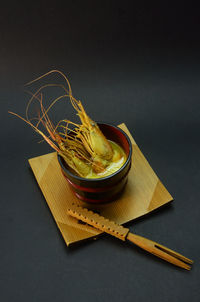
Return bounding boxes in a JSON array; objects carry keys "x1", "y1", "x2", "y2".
[{"x1": 29, "y1": 123, "x2": 173, "y2": 245}]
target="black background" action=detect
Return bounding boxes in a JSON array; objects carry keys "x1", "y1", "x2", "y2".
[{"x1": 1, "y1": 1, "x2": 200, "y2": 301}]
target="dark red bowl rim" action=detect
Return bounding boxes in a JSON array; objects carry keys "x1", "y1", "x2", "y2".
[{"x1": 57, "y1": 122, "x2": 132, "y2": 183}]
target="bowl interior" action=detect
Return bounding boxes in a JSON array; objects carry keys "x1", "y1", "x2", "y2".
[{"x1": 58, "y1": 122, "x2": 132, "y2": 181}]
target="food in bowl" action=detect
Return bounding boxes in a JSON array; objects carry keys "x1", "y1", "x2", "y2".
[
  {"x1": 9, "y1": 70, "x2": 129, "y2": 181},
  {"x1": 67, "y1": 139, "x2": 127, "y2": 179}
]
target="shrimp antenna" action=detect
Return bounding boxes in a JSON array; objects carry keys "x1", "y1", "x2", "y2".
[{"x1": 24, "y1": 70, "x2": 73, "y2": 97}]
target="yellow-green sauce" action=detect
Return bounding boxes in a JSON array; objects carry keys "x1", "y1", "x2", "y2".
[{"x1": 86, "y1": 141, "x2": 127, "y2": 179}]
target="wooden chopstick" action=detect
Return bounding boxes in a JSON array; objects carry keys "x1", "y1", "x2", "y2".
[{"x1": 68, "y1": 203, "x2": 193, "y2": 270}]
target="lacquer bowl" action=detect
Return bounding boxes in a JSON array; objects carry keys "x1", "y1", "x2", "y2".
[{"x1": 57, "y1": 123, "x2": 132, "y2": 203}]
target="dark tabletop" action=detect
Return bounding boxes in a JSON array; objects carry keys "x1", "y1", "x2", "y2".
[{"x1": 1, "y1": 1, "x2": 200, "y2": 301}]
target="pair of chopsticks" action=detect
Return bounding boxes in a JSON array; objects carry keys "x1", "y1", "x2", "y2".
[{"x1": 68, "y1": 203, "x2": 193, "y2": 270}]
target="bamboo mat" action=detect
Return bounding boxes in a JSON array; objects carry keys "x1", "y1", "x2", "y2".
[{"x1": 29, "y1": 123, "x2": 173, "y2": 246}]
